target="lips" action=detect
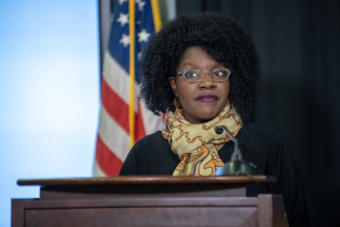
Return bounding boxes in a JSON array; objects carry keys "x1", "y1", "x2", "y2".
[{"x1": 196, "y1": 95, "x2": 218, "y2": 102}]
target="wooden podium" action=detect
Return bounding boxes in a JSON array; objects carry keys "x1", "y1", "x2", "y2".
[{"x1": 12, "y1": 175, "x2": 289, "y2": 227}]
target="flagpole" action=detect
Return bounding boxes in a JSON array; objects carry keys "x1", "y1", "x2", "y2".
[
  {"x1": 128, "y1": 0, "x2": 135, "y2": 149},
  {"x1": 151, "y1": 0, "x2": 162, "y2": 32}
]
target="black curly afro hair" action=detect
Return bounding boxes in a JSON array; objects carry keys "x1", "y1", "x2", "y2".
[{"x1": 140, "y1": 13, "x2": 260, "y2": 124}]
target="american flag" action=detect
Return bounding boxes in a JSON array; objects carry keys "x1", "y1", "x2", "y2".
[{"x1": 94, "y1": 0, "x2": 163, "y2": 176}]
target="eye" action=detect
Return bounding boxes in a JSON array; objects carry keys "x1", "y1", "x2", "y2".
[
  {"x1": 212, "y1": 70, "x2": 225, "y2": 77},
  {"x1": 212, "y1": 68, "x2": 230, "y2": 79},
  {"x1": 183, "y1": 70, "x2": 200, "y2": 79}
]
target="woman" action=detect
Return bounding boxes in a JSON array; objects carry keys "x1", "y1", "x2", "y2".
[{"x1": 120, "y1": 13, "x2": 309, "y2": 226}]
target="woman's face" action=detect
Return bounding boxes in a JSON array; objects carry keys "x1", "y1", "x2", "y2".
[{"x1": 169, "y1": 46, "x2": 230, "y2": 124}]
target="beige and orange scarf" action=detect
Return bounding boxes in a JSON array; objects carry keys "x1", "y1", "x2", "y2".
[{"x1": 162, "y1": 104, "x2": 243, "y2": 176}]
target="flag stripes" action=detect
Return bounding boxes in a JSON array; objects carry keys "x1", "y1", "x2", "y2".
[
  {"x1": 102, "y1": 52, "x2": 135, "y2": 108},
  {"x1": 94, "y1": 0, "x2": 163, "y2": 176},
  {"x1": 97, "y1": 105, "x2": 129, "y2": 161},
  {"x1": 95, "y1": 135, "x2": 123, "y2": 176}
]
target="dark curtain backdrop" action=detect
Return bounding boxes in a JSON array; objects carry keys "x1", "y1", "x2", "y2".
[{"x1": 176, "y1": 0, "x2": 340, "y2": 226}]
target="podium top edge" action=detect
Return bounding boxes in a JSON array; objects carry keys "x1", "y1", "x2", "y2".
[{"x1": 17, "y1": 175, "x2": 276, "y2": 186}]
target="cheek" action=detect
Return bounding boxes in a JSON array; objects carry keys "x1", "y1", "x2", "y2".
[
  {"x1": 220, "y1": 82, "x2": 230, "y2": 102},
  {"x1": 177, "y1": 83, "x2": 195, "y2": 99},
  {"x1": 226, "y1": 84, "x2": 230, "y2": 99},
  {"x1": 177, "y1": 90, "x2": 191, "y2": 106}
]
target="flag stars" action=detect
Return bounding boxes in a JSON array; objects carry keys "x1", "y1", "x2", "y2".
[
  {"x1": 136, "y1": 0, "x2": 145, "y2": 11},
  {"x1": 137, "y1": 52, "x2": 143, "y2": 61},
  {"x1": 118, "y1": 0, "x2": 128, "y2": 5},
  {"x1": 117, "y1": 13, "x2": 129, "y2": 26},
  {"x1": 120, "y1": 33, "x2": 130, "y2": 47},
  {"x1": 138, "y1": 29, "x2": 150, "y2": 43}
]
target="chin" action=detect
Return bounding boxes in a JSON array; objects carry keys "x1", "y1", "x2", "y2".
[
  {"x1": 198, "y1": 113, "x2": 219, "y2": 123},
  {"x1": 199, "y1": 118, "x2": 213, "y2": 123}
]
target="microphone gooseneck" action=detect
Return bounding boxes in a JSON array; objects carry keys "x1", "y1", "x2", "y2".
[{"x1": 215, "y1": 125, "x2": 259, "y2": 177}]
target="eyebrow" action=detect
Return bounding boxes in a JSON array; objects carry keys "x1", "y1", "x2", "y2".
[
  {"x1": 179, "y1": 62, "x2": 196, "y2": 68},
  {"x1": 178, "y1": 61, "x2": 225, "y2": 68},
  {"x1": 179, "y1": 64, "x2": 226, "y2": 70}
]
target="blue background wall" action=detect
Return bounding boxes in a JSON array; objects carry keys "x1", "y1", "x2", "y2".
[{"x1": 0, "y1": 0, "x2": 99, "y2": 226}]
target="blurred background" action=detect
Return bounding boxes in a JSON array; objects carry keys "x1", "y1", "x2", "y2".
[
  {"x1": 177, "y1": 1, "x2": 340, "y2": 226},
  {"x1": 1, "y1": 0, "x2": 339, "y2": 226},
  {"x1": 0, "y1": 0, "x2": 99, "y2": 226}
]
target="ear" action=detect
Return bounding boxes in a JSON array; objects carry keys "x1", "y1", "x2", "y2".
[{"x1": 168, "y1": 77, "x2": 177, "y2": 95}]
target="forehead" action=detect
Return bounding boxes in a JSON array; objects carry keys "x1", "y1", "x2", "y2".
[{"x1": 178, "y1": 46, "x2": 224, "y2": 69}]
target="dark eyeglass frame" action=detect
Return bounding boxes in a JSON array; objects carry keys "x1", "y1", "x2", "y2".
[{"x1": 177, "y1": 68, "x2": 231, "y2": 83}]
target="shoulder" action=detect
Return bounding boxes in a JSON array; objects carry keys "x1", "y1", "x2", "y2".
[
  {"x1": 126, "y1": 130, "x2": 172, "y2": 163},
  {"x1": 238, "y1": 123, "x2": 282, "y2": 147},
  {"x1": 241, "y1": 123, "x2": 280, "y2": 137},
  {"x1": 234, "y1": 123, "x2": 286, "y2": 174},
  {"x1": 132, "y1": 130, "x2": 168, "y2": 151},
  {"x1": 120, "y1": 130, "x2": 178, "y2": 175}
]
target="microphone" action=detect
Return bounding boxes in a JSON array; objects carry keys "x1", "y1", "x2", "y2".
[{"x1": 215, "y1": 125, "x2": 259, "y2": 176}]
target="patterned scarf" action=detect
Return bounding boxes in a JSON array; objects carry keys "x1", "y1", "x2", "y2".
[{"x1": 162, "y1": 104, "x2": 243, "y2": 176}]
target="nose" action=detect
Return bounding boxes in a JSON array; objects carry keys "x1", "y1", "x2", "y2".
[{"x1": 199, "y1": 72, "x2": 215, "y2": 88}]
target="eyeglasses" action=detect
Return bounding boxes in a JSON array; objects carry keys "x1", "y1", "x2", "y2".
[{"x1": 177, "y1": 68, "x2": 231, "y2": 83}]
